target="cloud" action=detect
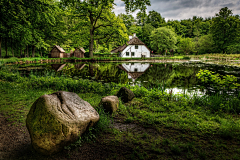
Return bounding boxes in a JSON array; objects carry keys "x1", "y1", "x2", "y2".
[{"x1": 113, "y1": 0, "x2": 240, "y2": 20}]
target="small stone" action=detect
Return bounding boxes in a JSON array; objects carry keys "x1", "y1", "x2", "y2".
[
  {"x1": 100, "y1": 96, "x2": 119, "y2": 113},
  {"x1": 116, "y1": 87, "x2": 135, "y2": 103},
  {"x1": 26, "y1": 91, "x2": 99, "y2": 155}
]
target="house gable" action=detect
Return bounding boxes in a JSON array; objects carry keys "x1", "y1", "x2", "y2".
[{"x1": 111, "y1": 35, "x2": 151, "y2": 58}]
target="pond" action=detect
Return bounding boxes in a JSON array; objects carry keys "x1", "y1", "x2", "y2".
[{"x1": 14, "y1": 61, "x2": 240, "y2": 97}]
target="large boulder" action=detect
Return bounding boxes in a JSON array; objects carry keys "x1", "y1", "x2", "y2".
[
  {"x1": 100, "y1": 96, "x2": 119, "y2": 113},
  {"x1": 116, "y1": 87, "x2": 135, "y2": 103},
  {"x1": 26, "y1": 91, "x2": 99, "y2": 155}
]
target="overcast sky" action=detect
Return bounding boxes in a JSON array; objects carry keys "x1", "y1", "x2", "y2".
[{"x1": 113, "y1": 0, "x2": 240, "y2": 21}]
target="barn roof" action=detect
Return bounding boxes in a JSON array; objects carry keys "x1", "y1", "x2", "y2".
[
  {"x1": 111, "y1": 36, "x2": 150, "y2": 53},
  {"x1": 75, "y1": 47, "x2": 86, "y2": 53},
  {"x1": 51, "y1": 45, "x2": 65, "y2": 53}
]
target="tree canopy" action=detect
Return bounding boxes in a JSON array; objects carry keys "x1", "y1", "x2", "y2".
[
  {"x1": 1, "y1": 3, "x2": 240, "y2": 58},
  {"x1": 211, "y1": 7, "x2": 240, "y2": 53},
  {"x1": 149, "y1": 27, "x2": 177, "y2": 54}
]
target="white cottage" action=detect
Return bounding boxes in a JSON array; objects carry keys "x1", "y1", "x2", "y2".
[{"x1": 111, "y1": 33, "x2": 151, "y2": 58}]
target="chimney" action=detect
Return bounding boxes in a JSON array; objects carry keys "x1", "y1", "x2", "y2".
[
  {"x1": 129, "y1": 35, "x2": 133, "y2": 40},
  {"x1": 133, "y1": 33, "x2": 136, "y2": 37}
]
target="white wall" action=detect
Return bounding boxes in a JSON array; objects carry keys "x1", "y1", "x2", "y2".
[
  {"x1": 120, "y1": 45, "x2": 150, "y2": 58},
  {"x1": 122, "y1": 63, "x2": 150, "y2": 72}
]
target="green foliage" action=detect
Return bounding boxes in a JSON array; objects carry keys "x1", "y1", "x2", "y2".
[
  {"x1": 118, "y1": 13, "x2": 135, "y2": 29},
  {"x1": 146, "y1": 10, "x2": 166, "y2": 28},
  {"x1": 196, "y1": 34, "x2": 215, "y2": 54},
  {"x1": 227, "y1": 44, "x2": 240, "y2": 54},
  {"x1": 177, "y1": 37, "x2": 195, "y2": 55},
  {"x1": 196, "y1": 69, "x2": 240, "y2": 113},
  {"x1": 196, "y1": 69, "x2": 240, "y2": 91},
  {"x1": 61, "y1": 0, "x2": 129, "y2": 57},
  {"x1": 150, "y1": 27, "x2": 177, "y2": 54},
  {"x1": 211, "y1": 7, "x2": 240, "y2": 53}
]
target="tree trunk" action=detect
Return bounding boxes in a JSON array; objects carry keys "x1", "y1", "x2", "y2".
[
  {"x1": 27, "y1": 45, "x2": 29, "y2": 58},
  {"x1": 24, "y1": 47, "x2": 26, "y2": 57},
  {"x1": 0, "y1": 36, "x2": 2, "y2": 58},
  {"x1": 89, "y1": 64, "x2": 94, "y2": 77},
  {"x1": 5, "y1": 38, "x2": 7, "y2": 57},
  {"x1": 20, "y1": 48, "x2": 22, "y2": 58},
  {"x1": 40, "y1": 48, "x2": 42, "y2": 57},
  {"x1": 32, "y1": 45, "x2": 35, "y2": 57},
  {"x1": 12, "y1": 41, "x2": 14, "y2": 57},
  {"x1": 89, "y1": 29, "x2": 94, "y2": 58}
]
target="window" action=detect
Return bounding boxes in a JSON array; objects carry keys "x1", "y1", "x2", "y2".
[
  {"x1": 126, "y1": 52, "x2": 129, "y2": 56},
  {"x1": 135, "y1": 45, "x2": 138, "y2": 49},
  {"x1": 134, "y1": 68, "x2": 138, "y2": 72},
  {"x1": 131, "y1": 52, "x2": 135, "y2": 56}
]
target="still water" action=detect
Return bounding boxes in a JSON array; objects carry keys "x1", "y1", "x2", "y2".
[{"x1": 16, "y1": 62, "x2": 240, "y2": 96}]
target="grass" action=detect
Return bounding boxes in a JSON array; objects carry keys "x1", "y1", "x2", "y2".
[
  {"x1": 0, "y1": 55, "x2": 191, "y2": 65},
  {"x1": 1, "y1": 64, "x2": 240, "y2": 159}
]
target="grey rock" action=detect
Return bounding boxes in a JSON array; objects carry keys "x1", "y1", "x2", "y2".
[
  {"x1": 26, "y1": 91, "x2": 99, "y2": 155},
  {"x1": 116, "y1": 87, "x2": 135, "y2": 103},
  {"x1": 100, "y1": 96, "x2": 119, "y2": 113}
]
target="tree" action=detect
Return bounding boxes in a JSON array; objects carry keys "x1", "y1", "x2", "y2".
[
  {"x1": 180, "y1": 19, "x2": 194, "y2": 38},
  {"x1": 177, "y1": 37, "x2": 195, "y2": 55},
  {"x1": 61, "y1": 0, "x2": 151, "y2": 58},
  {"x1": 136, "y1": 10, "x2": 147, "y2": 26},
  {"x1": 118, "y1": 13, "x2": 135, "y2": 29},
  {"x1": 211, "y1": 7, "x2": 240, "y2": 53},
  {"x1": 149, "y1": 27, "x2": 177, "y2": 54},
  {"x1": 146, "y1": 10, "x2": 165, "y2": 28},
  {"x1": 197, "y1": 34, "x2": 215, "y2": 54},
  {"x1": 142, "y1": 23, "x2": 154, "y2": 48},
  {"x1": 128, "y1": 25, "x2": 142, "y2": 37},
  {"x1": 166, "y1": 20, "x2": 186, "y2": 36},
  {"x1": 0, "y1": 0, "x2": 60, "y2": 58},
  {"x1": 227, "y1": 44, "x2": 240, "y2": 54}
]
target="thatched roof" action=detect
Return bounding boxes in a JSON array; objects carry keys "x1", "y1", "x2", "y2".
[
  {"x1": 75, "y1": 47, "x2": 86, "y2": 53},
  {"x1": 127, "y1": 37, "x2": 145, "y2": 45},
  {"x1": 52, "y1": 45, "x2": 65, "y2": 53},
  {"x1": 117, "y1": 65, "x2": 128, "y2": 72},
  {"x1": 111, "y1": 36, "x2": 150, "y2": 53},
  {"x1": 128, "y1": 72, "x2": 144, "y2": 80}
]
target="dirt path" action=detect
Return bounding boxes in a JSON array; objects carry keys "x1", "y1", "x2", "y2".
[{"x1": 0, "y1": 114, "x2": 152, "y2": 160}]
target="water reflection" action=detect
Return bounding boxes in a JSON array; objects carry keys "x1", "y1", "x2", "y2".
[
  {"x1": 51, "y1": 64, "x2": 66, "y2": 72},
  {"x1": 118, "y1": 63, "x2": 150, "y2": 83},
  {"x1": 165, "y1": 88, "x2": 207, "y2": 97},
  {"x1": 15, "y1": 62, "x2": 240, "y2": 97},
  {"x1": 74, "y1": 64, "x2": 86, "y2": 70}
]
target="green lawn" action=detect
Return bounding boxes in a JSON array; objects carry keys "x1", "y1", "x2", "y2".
[{"x1": 1, "y1": 78, "x2": 240, "y2": 159}]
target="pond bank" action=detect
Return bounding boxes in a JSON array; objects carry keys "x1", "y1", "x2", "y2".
[
  {"x1": 0, "y1": 62, "x2": 240, "y2": 159},
  {"x1": 0, "y1": 56, "x2": 191, "y2": 65}
]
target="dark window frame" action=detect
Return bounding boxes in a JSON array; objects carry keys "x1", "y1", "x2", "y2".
[
  {"x1": 126, "y1": 52, "x2": 129, "y2": 56},
  {"x1": 131, "y1": 52, "x2": 135, "y2": 56},
  {"x1": 135, "y1": 45, "x2": 138, "y2": 49}
]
